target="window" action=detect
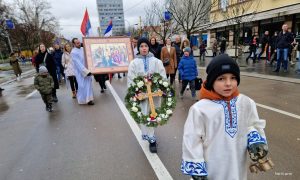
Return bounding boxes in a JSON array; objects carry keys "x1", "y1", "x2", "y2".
[{"x1": 219, "y1": 0, "x2": 228, "y2": 11}]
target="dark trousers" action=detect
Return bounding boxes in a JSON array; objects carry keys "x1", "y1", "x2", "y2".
[
  {"x1": 97, "y1": 74, "x2": 107, "y2": 90},
  {"x1": 180, "y1": 80, "x2": 196, "y2": 97},
  {"x1": 213, "y1": 52, "x2": 217, "y2": 57},
  {"x1": 40, "y1": 93, "x2": 52, "y2": 106},
  {"x1": 167, "y1": 74, "x2": 175, "y2": 85},
  {"x1": 68, "y1": 76, "x2": 78, "y2": 92},
  {"x1": 246, "y1": 50, "x2": 257, "y2": 63}
]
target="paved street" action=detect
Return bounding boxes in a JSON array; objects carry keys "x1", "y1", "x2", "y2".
[{"x1": 0, "y1": 61, "x2": 299, "y2": 180}]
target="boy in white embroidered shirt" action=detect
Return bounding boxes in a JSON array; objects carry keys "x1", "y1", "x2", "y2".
[{"x1": 181, "y1": 54, "x2": 269, "y2": 180}]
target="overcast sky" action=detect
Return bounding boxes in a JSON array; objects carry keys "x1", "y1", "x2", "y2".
[{"x1": 5, "y1": 0, "x2": 151, "y2": 40}]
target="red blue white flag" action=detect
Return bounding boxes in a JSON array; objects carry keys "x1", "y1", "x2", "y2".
[
  {"x1": 104, "y1": 19, "x2": 113, "y2": 37},
  {"x1": 81, "y1": 9, "x2": 92, "y2": 37}
]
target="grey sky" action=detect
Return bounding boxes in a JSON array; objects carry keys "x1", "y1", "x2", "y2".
[{"x1": 5, "y1": 0, "x2": 151, "y2": 40}]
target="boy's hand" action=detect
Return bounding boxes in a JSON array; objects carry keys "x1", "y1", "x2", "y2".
[{"x1": 248, "y1": 143, "x2": 268, "y2": 161}]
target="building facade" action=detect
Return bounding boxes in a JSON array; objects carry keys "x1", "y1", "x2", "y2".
[
  {"x1": 96, "y1": 0, "x2": 125, "y2": 36},
  {"x1": 208, "y1": 0, "x2": 300, "y2": 48}
]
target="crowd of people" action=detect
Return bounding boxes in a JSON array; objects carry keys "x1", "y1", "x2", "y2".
[{"x1": 0, "y1": 32, "x2": 274, "y2": 179}]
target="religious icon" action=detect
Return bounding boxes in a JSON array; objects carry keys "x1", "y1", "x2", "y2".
[{"x1": 82, "y1": 37, "x2": 134, "y2": 74}]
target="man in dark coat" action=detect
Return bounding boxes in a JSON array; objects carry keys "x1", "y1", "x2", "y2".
[{"x1": 273, "y1": 24, "x2": 294, "y2": 72}]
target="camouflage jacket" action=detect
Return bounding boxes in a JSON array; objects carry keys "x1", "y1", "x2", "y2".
[{"x1": 34, "y1": 74, "x2": 54, "y2": 94}]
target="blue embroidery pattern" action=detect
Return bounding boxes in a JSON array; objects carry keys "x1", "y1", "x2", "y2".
[
  {"x1": 213, "y1": 97, "x2": 238, "y2": 138},
  {"x1": 181, "y1": 160, "x2": 208, "y2": 176},
  {"x1": 247, "y1": 131, "x2": 267, "y2": 147},
  {"x1": 143, "y1": 57, "x2": 149, "y2": 72}
]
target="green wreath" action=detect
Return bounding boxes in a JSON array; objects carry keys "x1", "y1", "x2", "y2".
[{"x1": 125, "y1": 73, "x2": 176, "y2": 127}]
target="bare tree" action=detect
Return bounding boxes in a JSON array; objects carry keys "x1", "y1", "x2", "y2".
[
  {"x1": 144, "y1": 0, "x2": 180, "y2": 43},
  {"x1": 0, "y1": 0, "x2": 13, "y2": 54},
  {"x1": 219, "y1": 0, "x2": 261, "y2": 58},
  {"x1": 168, "y1": 0, "x2": 218, "y2": 40},
  {"x1": 12, "y1": 0, "x2": 59, "y2": 51}
]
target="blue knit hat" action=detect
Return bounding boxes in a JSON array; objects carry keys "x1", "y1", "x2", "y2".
[{"x1": 183, "y1": 47, "x2": 191, "y2": 53}]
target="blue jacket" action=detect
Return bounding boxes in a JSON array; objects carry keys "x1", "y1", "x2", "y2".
[{"x1": 178, "y1": 55, "x2": 198, "y2": 81}]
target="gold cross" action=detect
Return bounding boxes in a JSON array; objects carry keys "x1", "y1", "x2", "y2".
[{"x1": 136, "y1": 81, "x2": 163, "y2": 118}]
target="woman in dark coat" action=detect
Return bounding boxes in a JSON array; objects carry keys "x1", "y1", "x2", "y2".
[
  {"x1": 35, "y1": 43, "x2": 59, "y2": 102},
  {"x1": 149, "y1": 37, "x2": 160, "y2": 59}
]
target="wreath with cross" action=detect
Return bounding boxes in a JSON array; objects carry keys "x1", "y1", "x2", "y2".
[{"x1": 125, "y1": 73, "x2": 176, "y2": 127}]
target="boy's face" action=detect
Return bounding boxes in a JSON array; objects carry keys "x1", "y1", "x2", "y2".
[
  {"x1": 184, "y1": 51, "x2": 190, "y2": 57},
  {"x1": 213, "y1": 73, "x2": 238, "y2": 98},
  {"x1": 139, "y1": 43, "x2": 149, "y2": 56}
]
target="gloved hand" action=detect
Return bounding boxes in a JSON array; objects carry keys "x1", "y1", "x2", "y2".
[
  {"x1": 87, "y1": 72, "x2": 92, "y2": 76},
  {"x1": 191, "y1": 175, "x2": 208, "y2": 180},
  {"x1": 248, "y1": 143, "x2": 268, "y2": 161}
]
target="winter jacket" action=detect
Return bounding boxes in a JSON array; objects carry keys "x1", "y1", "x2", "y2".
[
  {"x1": 161, "y1": 46, "x2": 177, "y2": 74},
  {"x1": 149, "y1": 43, "x2": 160, "y2": 59},
  {"x1": 178, "y1": 55, "x2": 198, "y2": 81},
  {"x1": 9, "y1": 56, "x2": 22, "y2": 75},
  {"x1": 34, "y1": 74, "x2": 54, "y2": 94},
  {"x1": 36, "y1": 52, "x2": 59, "y2": 89},
  {"x1": 276, "y1": 31, "x2": 294, "y2": 49},
  {"x1": 53, "y1": 49, "x2": 63, "y2": 66}
]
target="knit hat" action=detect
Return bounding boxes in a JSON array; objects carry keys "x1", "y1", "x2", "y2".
[
  {"x1": 39, "y1": 66, "x2": 48, "y2": 74},
  {"x1": 137, "y1": 37, "x2": 150, "y2": 54},
  {"x1": 205, "y1": 54, "x2": 240, "y2": 90},
  {"x1": 183, "y1": 47, "x2": 191, "y2": 53}
]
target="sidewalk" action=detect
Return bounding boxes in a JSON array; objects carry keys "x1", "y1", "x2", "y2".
[
  {"x1": 0, "y1": 63, "x2": 35, "y2": 85},
  {"x1": 193, "y1": 49, "x2": 300, "y2": 83}
]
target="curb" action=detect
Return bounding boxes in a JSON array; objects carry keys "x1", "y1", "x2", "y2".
[
  {"x1": 197, "y1": 67, "x2": 300, "y2": 84},
  {"x1": 0, "y1": 69, "x2": 36, "y2": 86}
]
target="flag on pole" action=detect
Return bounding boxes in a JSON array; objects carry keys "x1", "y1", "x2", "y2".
[
  {"x1": 104, "y1": 20, "x2": 113, "y2": 37},
  {"x1": 81, "y1": 9, "x2": 92, "y2": 37}
]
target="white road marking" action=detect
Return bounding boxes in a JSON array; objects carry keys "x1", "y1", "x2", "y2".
[
  {"x1": 256, "y1": 103, "x2": 300, "y2": 120},
  {"x1": 25, "y1": 90, "x2": 37, "y2": 99},
  {"x1": 106, "y1": 81, "x2": 173, "y2": 180}
]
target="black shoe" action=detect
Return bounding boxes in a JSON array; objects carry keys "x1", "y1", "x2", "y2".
[
  {"x1": 149, "y1": 141, "x2": 157, "y2": 153},
  {"x1": 118, "y1": 76, "x2": 122, "y2": 79},
  {"x1": 0, "y1": 87, "x2": 4, "y2": 91},
  {"x1": 87, "y1": 101, "x2": 94, "y2": 105},
  {"x1": 272, "y1": 69, "x2": 279, "y2": 72},
  {"x1": 52, "y1": 95, "x2": 58, "y2": 102},
  {"x1": 48, "y1": 104, "x2": 53, "y2": 112},
  {"x1": 100, "y1": 89, "x2": 104, "y2": 93}
]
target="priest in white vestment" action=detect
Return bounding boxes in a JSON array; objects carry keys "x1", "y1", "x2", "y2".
[{"x1": 71, "y1": 38, "x2": 94, "y2": 105}]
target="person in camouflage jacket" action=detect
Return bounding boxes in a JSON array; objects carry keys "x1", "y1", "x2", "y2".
[{"x1": 34, "y1": 66, "x2": 54, "y2": 112}]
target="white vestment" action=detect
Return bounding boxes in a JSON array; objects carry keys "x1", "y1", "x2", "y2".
[
  {"x1": 181, "y1": 94, "x2": 267, "y2": 180},
  {"x1": 127, "y1": 53, "x2": 166, "y2": 141},
  {"x1": 71, "y1": 47, "x2": 94, "y2": 104}
]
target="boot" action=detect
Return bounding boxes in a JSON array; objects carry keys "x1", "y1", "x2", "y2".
[
  {"x1": 72, "y1": 91, "x2": 76, "y2": 98},
  {"x1": 149, "y1": 141, "x2": 157, "y2": 153},
  {"x1": 48, "y1": 103, "x2": 53, "y2": 112},
  {"x1": 52, "y1": 95, "x2": 58, "y2": 102},
  {"x1": 45, "y1": 104, "x2": 49, "y2": 111}
]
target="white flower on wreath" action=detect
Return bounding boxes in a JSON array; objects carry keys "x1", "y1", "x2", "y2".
[
  {"x1": 137, "y1": 81, "x2": 144, "y2": 88},
  {"x1": 131, "y1": 106, "x2": 138, "y2": 112},
  {"x1": 133, "y1": 97, "x2": 137, "y2": 101},
  {"x1": 160, "y1": 114, "x2": 165, "y2": 118},
  {"x1": 166, "y1": 109, "x2": 173, "y2": 115},
  {"x1": 159, "y1": 80, "x2": 163, "y2": 84},
  {"x1": 163, "y1": 81, "x2": 169, "y2": 87},
  {"x1": 167, "y1": 102, "x2": 172, "y2": 106},
  {"x1": 168, "y1": 98, "x2": 172, "y2": 102},
  {"x1": 135, "y1": 87, "x2": 139, "y2": 91},
  {"x1": 153, "y1": 78, "x2": 157, "y2": 83},
  {"x1": 137, "y1": 112, "x2": 142, "y2": 117},
  {"x1": 147, "y1": 117, "x2": 151, "y2": 121},
  {"x1": 165, "y1": 114, "x2": 169, "y2": 118},
  {"x1": 157, "y1": 117, "x2": 162, "y2": 122},
  {"x1": 132, "y1": 102, "x2": 137, "y2": 107}
]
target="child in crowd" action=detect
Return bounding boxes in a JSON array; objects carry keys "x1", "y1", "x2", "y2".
[
  {"x1": 181, "y1": 54, "x2": 269, "y2": 180},
  {"x1": 178, "y1": 47, "x2": 198, "y2": 100},
  {"x1": 34, "y1": 66, "x2": 54, "y2": 112}
]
